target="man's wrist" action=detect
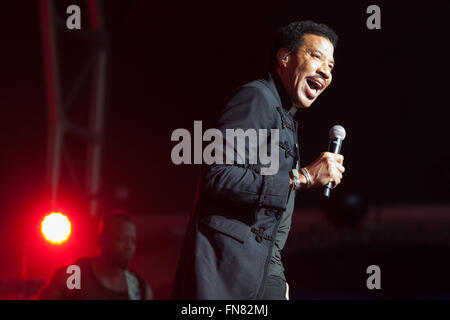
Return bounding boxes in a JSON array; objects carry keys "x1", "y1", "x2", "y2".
[
  {"x1": 299, "y1": 173, "x2": 308, "y2": 188},
  {"x1": 290, "y1": 169, "x2": 307, "y2": 190}
]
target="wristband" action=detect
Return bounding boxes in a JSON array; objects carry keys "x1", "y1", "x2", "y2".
[{"x1": 290, "y1": 169, "x2": 301, "y2": 190}]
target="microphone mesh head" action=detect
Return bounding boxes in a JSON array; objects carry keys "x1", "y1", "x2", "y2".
[{"x1": 329, "y1": 125, "x2": 346, "y2": 140}]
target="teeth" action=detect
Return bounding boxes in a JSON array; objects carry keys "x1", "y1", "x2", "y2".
[
  {"x1": 307, "y1": 80, "x2": 318, "y2": 96},
  {"x1": 311, "y1": 79, "x2": 323, "y2": 89},
  {"x1": 308, "y1": 79, "x2": 319, "y2": 89}
]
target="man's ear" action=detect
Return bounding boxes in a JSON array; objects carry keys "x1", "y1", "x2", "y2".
[{"x1": 276, "y1": 48, "x2": 290, "y2": 68}]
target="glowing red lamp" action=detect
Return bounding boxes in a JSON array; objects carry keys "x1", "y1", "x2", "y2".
[{"x1": 41, "y1": 212, "x2": 71, "y2": 244}]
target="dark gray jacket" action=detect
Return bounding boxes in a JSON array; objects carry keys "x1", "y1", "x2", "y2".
[{"x1": 172, "y1": 72, "x2": 300, "y2": 299}]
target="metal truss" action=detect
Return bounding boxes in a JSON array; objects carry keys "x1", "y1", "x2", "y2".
[{"x1": 39, "y1": 0, "x2": 108, "y2": 217}]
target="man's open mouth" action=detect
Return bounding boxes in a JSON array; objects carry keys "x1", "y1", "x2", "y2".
[{"x1": 305, "y1": 77, "x2": 325, "y2": 99}]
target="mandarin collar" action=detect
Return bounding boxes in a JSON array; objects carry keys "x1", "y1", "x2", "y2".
[{"x1": 269, "y1": 71, "x2": 297, "y2": 117}]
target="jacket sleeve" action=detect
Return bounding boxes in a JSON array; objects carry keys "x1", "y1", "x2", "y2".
[{"x1": 203, "y1": 85, "x2": 291, "y2": 211}]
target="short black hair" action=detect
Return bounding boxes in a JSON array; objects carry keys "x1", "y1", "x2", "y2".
[
  {"x1": 98, "y1": 209, "x2": 134, "y2": 241},
  {"x1": 270, "y1": 20, "x2": 338, "y2": 69}
]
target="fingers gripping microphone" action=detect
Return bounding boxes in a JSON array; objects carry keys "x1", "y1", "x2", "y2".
[{"x1": 323, "y1": 125, "x2": 346, "y2": 199}]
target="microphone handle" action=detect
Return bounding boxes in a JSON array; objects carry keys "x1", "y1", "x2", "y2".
[{"x1": 323, "y1": 137, "x2": 343, "y2": 198}]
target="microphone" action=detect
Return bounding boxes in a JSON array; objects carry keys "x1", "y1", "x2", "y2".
[{"x1": 323, "y1": 125, "x2": 346, "y2": 198}]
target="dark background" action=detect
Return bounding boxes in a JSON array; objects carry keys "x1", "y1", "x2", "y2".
[{"x1": 1, "y1": 0, "x2": 450, "y2": 299}]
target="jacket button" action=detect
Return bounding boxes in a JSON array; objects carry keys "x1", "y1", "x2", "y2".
[
  {"x1": 265, "y1": 209, "x2": 271, "y2": 216},
  {"x1": 255, "y1": 235, "x2": 263, "y2": 243}
]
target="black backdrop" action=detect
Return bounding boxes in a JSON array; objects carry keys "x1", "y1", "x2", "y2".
[
  {"x1": 2, "y1": 1, "x2": 450, "y2": 216},
  {"x1": 1, "y1": 0, "x2": 450, "y2": 300},
  {"x1": 1, "y1": 1, "x2": 449, "y2": 227}
]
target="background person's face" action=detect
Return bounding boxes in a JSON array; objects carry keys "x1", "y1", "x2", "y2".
[
  {"x1": 103, "y1": 221, "x2": 137, "y2": 269},
  {"x1": 283, "y1": 33, "x2": 335, "y2": 108}
]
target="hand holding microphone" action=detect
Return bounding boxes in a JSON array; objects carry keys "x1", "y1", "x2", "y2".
[{"x1": 302, "y1": 125, "x2": 346, "y2": 198}]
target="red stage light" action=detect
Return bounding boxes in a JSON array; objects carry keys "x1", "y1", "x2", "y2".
[{"x1": 41, "y1": 212, "x2": 71, "y2": 244}]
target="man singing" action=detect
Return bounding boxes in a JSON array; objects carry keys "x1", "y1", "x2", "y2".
[{"x1": 173, "y1": 20, "x2": 345, "y2": 300}]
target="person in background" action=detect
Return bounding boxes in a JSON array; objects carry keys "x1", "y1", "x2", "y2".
[{"x1": 38, "y1": 211, "x2": 153, "y2": 300}]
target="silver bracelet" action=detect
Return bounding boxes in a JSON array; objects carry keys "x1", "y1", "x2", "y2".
[
  {"x1": 293, "y1": 176, "x2": 301, "y2": 190},
  {"x1": 300, "y1": 167, "x2": 312, "y2": 189}
]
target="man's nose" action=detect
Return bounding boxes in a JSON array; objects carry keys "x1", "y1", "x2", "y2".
[{"x1": 317, "y1": 63, "x2": 331, "y2": 80}]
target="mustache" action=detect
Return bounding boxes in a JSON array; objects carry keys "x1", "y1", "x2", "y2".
[{"x1": 307, "y1": 74, "x2": 326, "y2": 82}]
